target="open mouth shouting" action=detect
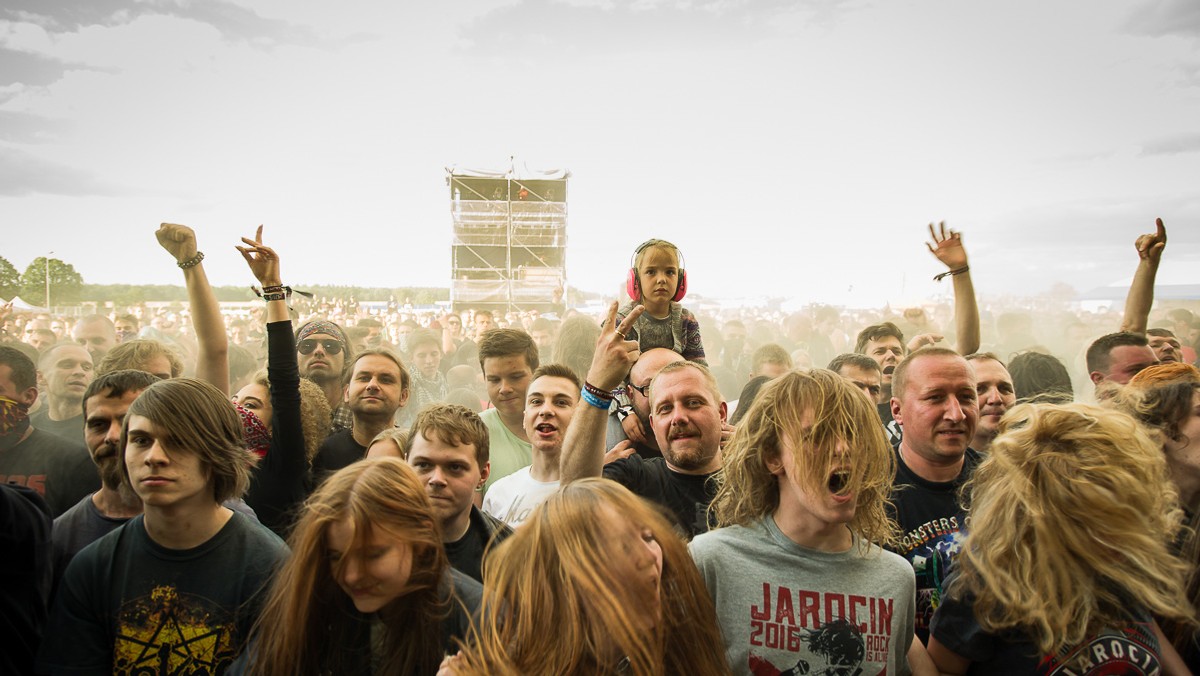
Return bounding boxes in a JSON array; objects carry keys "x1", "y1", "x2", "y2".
[{"x1": 828, "y1": 469, "x2": 851, "y2": 496}]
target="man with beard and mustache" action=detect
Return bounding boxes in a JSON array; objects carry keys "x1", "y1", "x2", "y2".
[
  {"x1": 50, "y1": 370, "x2": 259, "y2": 590},
  {"x1": 294, "y1": 319, "x2": 355, "y2": 433},
  {"x1": 562, "y1": 303, "x2": 727, "y2": 538},
  {"x1": 50, "y1": 370, "x2": 160, "y2": 589}
]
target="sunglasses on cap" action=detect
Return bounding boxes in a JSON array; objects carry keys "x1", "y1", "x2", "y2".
[{"x1": 297, "y1": 339, "x2": 344, "y2": 355}]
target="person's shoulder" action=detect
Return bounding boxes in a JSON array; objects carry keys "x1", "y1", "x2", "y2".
[
  {"x1": 68, "y1": 515, "x2": 138, "y2": 570},
  {"x1": 689, "y1": 522, "x2": 760, "y2": 561},
  {"x1": 52, "y1": 493, "x2": 96, "y2": 527},
  {"x1": 25, "y1": 427, "x2": 87, "y2": 455},
  {"x1": 602, "y1": 453, "x2": 651, "y2": 478},
  {"x1": 448, "y1": 567, "x2": 483, "y2": 610},
  {"x1": 473, "y1": 505, "x2": 513, "y2": 541},
  {"x1": 479, "y1": 407, "x2": 501, "y2": 425},
  {"x1": 868, "y1": 540, "x2": 917, "y2": 573},
  {"x1": 486, "y1": 467, "x2": 524, "y2": 494},
  {"x1": 0, "y1": 483, "x2": 51, "y2": 533},
  {"x1": 229, "y1": 511, "x2": 288, "y2": 550}
]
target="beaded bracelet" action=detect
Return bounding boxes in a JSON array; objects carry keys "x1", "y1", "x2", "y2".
[
  {"x1": 177, "y1": 251, "x2": 205, "y2": 269},
  {"x1": 583, "y1": 381, "x2": 614, "y2": 402}
]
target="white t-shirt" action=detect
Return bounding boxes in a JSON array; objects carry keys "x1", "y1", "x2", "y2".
[{"x1": 481, "y1": 466, "x2": 559, "y2": 528}]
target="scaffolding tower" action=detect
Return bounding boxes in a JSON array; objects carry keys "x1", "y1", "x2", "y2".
[{"x1": 446, "y1": 163, "x2": 569, "y2": 312}]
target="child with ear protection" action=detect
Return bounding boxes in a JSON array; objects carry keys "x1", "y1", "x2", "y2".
[{"x1": 614, "y1": 238, "x2": 706, "y2": 365}]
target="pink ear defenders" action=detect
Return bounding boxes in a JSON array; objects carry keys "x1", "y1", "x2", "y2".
[{"x1": 626, "y1": 239, "x2": 687, "y2": 302}]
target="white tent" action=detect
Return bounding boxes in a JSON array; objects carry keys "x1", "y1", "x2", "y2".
[{"x1": 8, "y1": 296, "x2": 49, "y2": 312}]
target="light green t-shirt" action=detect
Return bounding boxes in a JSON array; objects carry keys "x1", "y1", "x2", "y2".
[{"x1": 480, "y1": 408, "x2": 532, "y2": 493}]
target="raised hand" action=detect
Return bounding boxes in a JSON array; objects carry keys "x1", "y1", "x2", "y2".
[
  {"x1": 235, "y1": 225, "x2": 282, "y2": 287},
  {"x1": 925, "y1": 221, "x2": 969, "y2": 270},
  {"x1": 587, "y1": 301, "x2": 644, "y2": 392},
  {"x1": 1134, "y1": 218, "x2": 1167, "y2": 264},
  {"x1": 156, "y1": 223, "x2": 199, "y2": 264}
]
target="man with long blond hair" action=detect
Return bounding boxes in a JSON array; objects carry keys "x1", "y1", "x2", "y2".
[{"x1": 691, "y1": 369, "x2": 921, "y2": 675}]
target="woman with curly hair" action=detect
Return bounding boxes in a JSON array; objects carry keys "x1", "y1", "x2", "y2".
[
  {"x1": 927, "y1": 403, "x2": 1195, "y2": 674},
  {"x1": 235, "y1": 458, "x2": 479, "y2": 675},
  {"x1": 446, "y1": 478, "x2": 729, "y2": 676},
  {"x1": 691, "y1": 369, "x2": 921, "y2": 675},
  {"x1": 233, "y1": 227, "x2": 333, "y2": 535}
]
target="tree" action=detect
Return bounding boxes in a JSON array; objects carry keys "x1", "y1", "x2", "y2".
[
  {"x1": 20, "y1": 257, "x2": 85, "y2": 306},
  {"x1": 0, "y1": 256, "x2": 19, "y2": 298}
]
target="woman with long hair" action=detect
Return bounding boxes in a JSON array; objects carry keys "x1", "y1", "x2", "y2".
[
  {"x1": 927, "y1": 403, "x2": 1195, "y2": 674},
  {"x1": 237, "y1": 457, "x2": 478, "y2": 675},
  {"x1": 1114, "y1": 361, "x2": 1200, "y2": 669},
  {"x1": 448, "y1": 478, "x2": 730, "y2": 675}
]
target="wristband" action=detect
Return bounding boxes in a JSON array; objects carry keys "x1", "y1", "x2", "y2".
[
  {"x1": 177, "y1": 251, "x2": 205, "y2": 269},
  {"x1": 933, "y1": 265, "x2": 969, "y2": 282},
  {"x1": 254, "y1": 285, "x2": 292, "y2": 302},
  {"x1": 581, "y1": 388, "x2": 611, "y2": 410}
]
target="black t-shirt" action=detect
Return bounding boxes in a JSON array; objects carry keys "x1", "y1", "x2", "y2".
[
  {"x1": 445, "y1": 506, "x2": 512, "y2": 583},
  {"x1": 30, "y1": 409, "x2": 86, "y2": 447},
  {"x1": 313, "y1": 429, "x2": 367, "y2": 483},
  {"x1": 931, "y1": 579, "x2": 1163, "y2": 674},
  {"x1": 0, "y1": 428, "x2": 99, "y2": 517},
  {"x1": 888, "y1": 445, "x2": 981, "y2": 642},
  {"x1": 603, "y1": 455, "x2": 716, "y2": 538},
  {"x1": 0, "y1": 484, "x2": 52, "y2": 676},
  {"x1": 39, "y1": 511, "x2": 287, "y2": 675}
]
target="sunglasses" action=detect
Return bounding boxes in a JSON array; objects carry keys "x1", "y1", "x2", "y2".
[{"x1": 297, "y1": 339, "x2": 344, "y2": 355}]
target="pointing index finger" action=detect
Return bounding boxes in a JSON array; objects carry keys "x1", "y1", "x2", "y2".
[
  {"x1": 618, "y1": 305, "x2": 644, "y2": 340},
  {"x1": 1156, "y1": 217, "x2": 1166, "y2": 242}
]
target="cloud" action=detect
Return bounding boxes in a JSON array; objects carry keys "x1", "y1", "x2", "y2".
[
  {"x1": 457, "y1": 0, "x2": 859, "y2": 56},
  {"x1": 2, "y1": 0, "x2": 316, "y2": 46},
  {"x1": 0, "y1": 110, "x2": 69, "y2": 142},
  {"x1": 0, "y1": 47, "x2": 71, "y2": 87},
  {"x1": 1125, "y1": 0, "x2": 1200, "y2": 38},
  {"x1": 1140, "y1": 132, "x2": 1200, "y2": 156},
  {"x1": 0, "y1": 147, "x2": 123, "y2": 196}
]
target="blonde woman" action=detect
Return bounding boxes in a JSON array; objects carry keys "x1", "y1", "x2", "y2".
[{"x1": 927, "y1": 403, "x2": 1195, "y2": 674}]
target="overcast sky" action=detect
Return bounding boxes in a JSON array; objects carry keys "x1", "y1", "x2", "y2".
[{"x1": 2, "y1": 0, "x2": 1197, "y2": 309}]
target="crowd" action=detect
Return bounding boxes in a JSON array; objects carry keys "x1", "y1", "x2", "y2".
[{"x1": 2, "y1": 218, "x2": 1199, "y2": 675}]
